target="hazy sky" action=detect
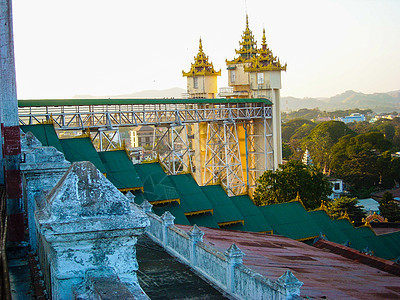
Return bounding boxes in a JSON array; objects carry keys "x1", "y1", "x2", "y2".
[{"x1": 12, "y1": 0, "x2": 400, "y2": 99}]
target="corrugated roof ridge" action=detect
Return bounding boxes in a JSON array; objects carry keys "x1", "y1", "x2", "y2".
[{"x1": 313, "y1": 239, "x2": 400, "y2": 276}]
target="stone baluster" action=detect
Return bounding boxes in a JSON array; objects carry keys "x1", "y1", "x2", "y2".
[
  {"x1": 140, "y1": 199, "x2": 153, "y2": 213},
  {"x1": 224, "y1": 243, "x2": 244, "y2": 294},
  {"x1": 161, "y1": 211, "x2": 175, "y2": 245},
  {"x1": 275, "y1": 270, "x2": 303, "y2": 299},
  {"x1": 187, "y1": 224, "x2": 204, "y2": 266}
]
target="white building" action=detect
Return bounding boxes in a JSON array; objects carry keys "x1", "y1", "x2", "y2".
[{"x1": 338, "y1": 113, "x2": 366, "y2": 124}]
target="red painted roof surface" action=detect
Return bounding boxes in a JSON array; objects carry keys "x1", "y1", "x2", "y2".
[{"x1": 177, "y1": 225, "x2": 400, "y2": 299}]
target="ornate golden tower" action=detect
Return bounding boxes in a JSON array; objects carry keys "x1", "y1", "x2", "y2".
[
  {"x1": 226, "y1": 16, "x2": 287, "y2": 169},
  {"x1": 247, "y1": 28, "x2": 286, "y2": 168},
  {"x1": 225, "y1": 14, "x2": 258, "y2": 98},
  {"x1": 182, "y1": 38, "x2": 221, "y2": 99}
]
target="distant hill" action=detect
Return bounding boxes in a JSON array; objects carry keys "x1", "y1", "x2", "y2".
[
  {"x1": 73, "y1": 88, "x2": 400, "y2": 113},
  {"x1": 282, "y1": 90, "x2": 400, "y2": 113},
  {"x1": 73, "y1": 87, "x2": 186, "y2": 99}
]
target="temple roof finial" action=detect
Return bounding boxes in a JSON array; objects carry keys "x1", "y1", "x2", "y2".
[{"x1": 183, "y1": 39, "x2": 221, "y2": 77}]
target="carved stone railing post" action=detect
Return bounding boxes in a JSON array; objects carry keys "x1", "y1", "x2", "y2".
[
  {"x1": 125, "y1": 191, "x2": 136, "y2": 204},
  {"x1": 140, "y1": 199, "x2": 153, "y2": 213},
  {"x1": 161, "y1": 211, "x2": 175, "y2": 245},
  {"x1": 224, "y1": 243, "x2": 244, "y2": 294},
  {"x1": 187, "y1": 225, "x2": 204, "y2": 266},
  {"x1": 275, "y1": 270, "x2": 303, "y2": 299}
]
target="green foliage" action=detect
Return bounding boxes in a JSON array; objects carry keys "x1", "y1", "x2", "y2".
[
  {"x1": 330, "y1": 132, "x2": 394, "y2": 190},
  {"x1": 282, "y1": 142, "x2": 293, "y2": 160},
  {"x1": 379, "y1": 192, "x2": 400, "y2": 222},
  {"x1": 282, "y1": 108, "x2": 320, "y2": 121},
  {"x1": 302, "y1": 121, "x2": 355, "y2": 171},
  {"x1": 253, "y1": 160, "x2": 332, "y2": 210},
  {"x1": 326, "y1": 196, "x2": 366, "y2": 223},
  {"x1": 281, "y1": 108, "x2": 373, "y2": 122},
  {"x1": 282, "y1": 119, "x2": 315, "y2": 143}
]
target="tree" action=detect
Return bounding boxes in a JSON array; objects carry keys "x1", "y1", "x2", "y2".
[
  {"x1": 330, "y1": 132, "x2": 394, "y2": 191},
  {"x1": 379, "y1": 192, "x2": 400, "y2": 222},
  {"x1": 253, "y1": 160, "x2": 332, "y2": 210},
  {"x1": 282, "y1": 142, "x2": 293, "y2": 160},
  {"x1": 325, "y1": 196, "x2": 366, "y2": 223},
  {"x1": 302, "y1": 121, "x2": 355, "y2": 172},
  {"x1": 281, "y1": 119, "x2": 315, "y2": 143}
]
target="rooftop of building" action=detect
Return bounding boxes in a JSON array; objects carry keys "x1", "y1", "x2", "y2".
[{"x1": 176, "y1": 225, "x2": 400, "y2": 299}]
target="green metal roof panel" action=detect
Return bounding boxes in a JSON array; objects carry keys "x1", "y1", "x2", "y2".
[
  {"x1": 200, "y1": 185, "x2": 244, "y2": 226},
  {"x1": 377, "y1": 231, "x2": 400, "y2": 261},
  {"x1": 134, "y1": 162, "x2": 180, "y2": 203},
  {"x1": 152, "y1": 203, "x2": 191, "y2": 226},
  {"x1": 363, "y1": 234, "x2": 397, "y2": 261},
  {"x1": 169, "y1": 174, "x2": 213, "y2": 214},
  {"x1": 308, "y1": 210, "x2": 349, "y2": 244},
  {"x1": 132, "y1": 190, "x2": 145, "y2": 205},
  {"x1": 21, "y1": 124, "x2": 64, "y2": 153},
  {"x1": 186, "y1": 212, "x2": 220, "y2": 229},
  {"x1": 18, "y1": 98, "x2": 272, "y2": 107},
  {"x1": 98, "y1": 150, "x2": 143, "y2": 190},
  {"x1": 258, "y1": 201, "x2": 320, "y2": 240},
  {"x1": 59, "y1": 137, "x2": 107, "y2": 174},
  {"x1": 229, "y1": 195, "x2": 273, "y2": 232}
]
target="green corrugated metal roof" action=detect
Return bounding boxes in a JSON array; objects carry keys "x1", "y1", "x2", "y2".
[
  {"x1": 200, "y1": 185, "x2": 244, "y2": 226},
  {"x1": 18, "y1": 98, "x2": 272, "y2": 107},
  {"x1": 152, "y1": 202, "x2": 191, "y2": 226},
  {"x1": 228, "y1": 195, "x2": 273, "y2": 232},
  {"x1": 169, "y1": 174, "x2": 213, "y2": 215},
  {"x1": 134, "y1": 162, "x2": 180, "y2": 204},
  {"x1": 258, "y1": 201, "x2": 320, "y2": 240},
  {"x1": 60, "y1": 137, "x2": 107, "y2": 174},
  {"x1": 132, "y1": 190, "x2": 145, "y2": 205},
  {"x1": 186, "y1": 212, "x2": 220, "y2": 229},
  {"x1": 308, "y1": 210, "x2": 349, "y2": 244},
  {"x1": 340, "y1": 225, "x2": 380, "y2": 253},
  {"x1": 376, "y1": 231, "x2": 400, "y2": 260},
  {"x1": 21, "y1": 124, "x2": 64, "y2": 153},
  {"x1": 98, "y1": 150, "x2": 143, "y2": 191}
]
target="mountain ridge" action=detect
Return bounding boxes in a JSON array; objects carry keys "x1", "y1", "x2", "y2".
[{"x1": 73, "y1": 88, "x2": 400, "y2": 113}]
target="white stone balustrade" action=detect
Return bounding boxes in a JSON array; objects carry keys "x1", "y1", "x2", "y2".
[{"x1": 142, "y1": 206, "x2": 303, "y2": 300}]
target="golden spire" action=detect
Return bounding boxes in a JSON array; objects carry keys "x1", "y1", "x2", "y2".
[
  {"x1": 244, "y1": 27, "x2": 287, "y2": 72},
  {"x1": 183, "y1": 38, "x2": 221, "y2": 77},
  {"x1": 226, "y1": 14, "x2": 258, "y2": 65}
]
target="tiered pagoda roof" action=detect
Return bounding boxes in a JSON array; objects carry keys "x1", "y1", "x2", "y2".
[
  {"x1": 226, "y1": 14, "x2": 258, "y2": 65},
  {"x1": 244, "y1": 28, "x2": 287, "y2": 72},
  {"x1": 182, "y1": 38, "x2": 221, "y2": 77}
]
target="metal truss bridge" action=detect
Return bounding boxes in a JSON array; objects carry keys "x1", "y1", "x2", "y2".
[{"x1": 18, "y1": 98, "x2": 275, "y2": 196}]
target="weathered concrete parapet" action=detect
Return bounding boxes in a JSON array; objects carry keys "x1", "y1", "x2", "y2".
[
  {"x1": 35, "y1": 161, "x2": 150, "y2": 300},
  {"x1": 20, "y1": 132, "x2": 71, "y2": 251},
  {"x1": 20, "y1": 131, "x2": 42, "y2": 152},
  {"x1": 73, "y1": 267, "x2": 148, "y2": 300}
]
